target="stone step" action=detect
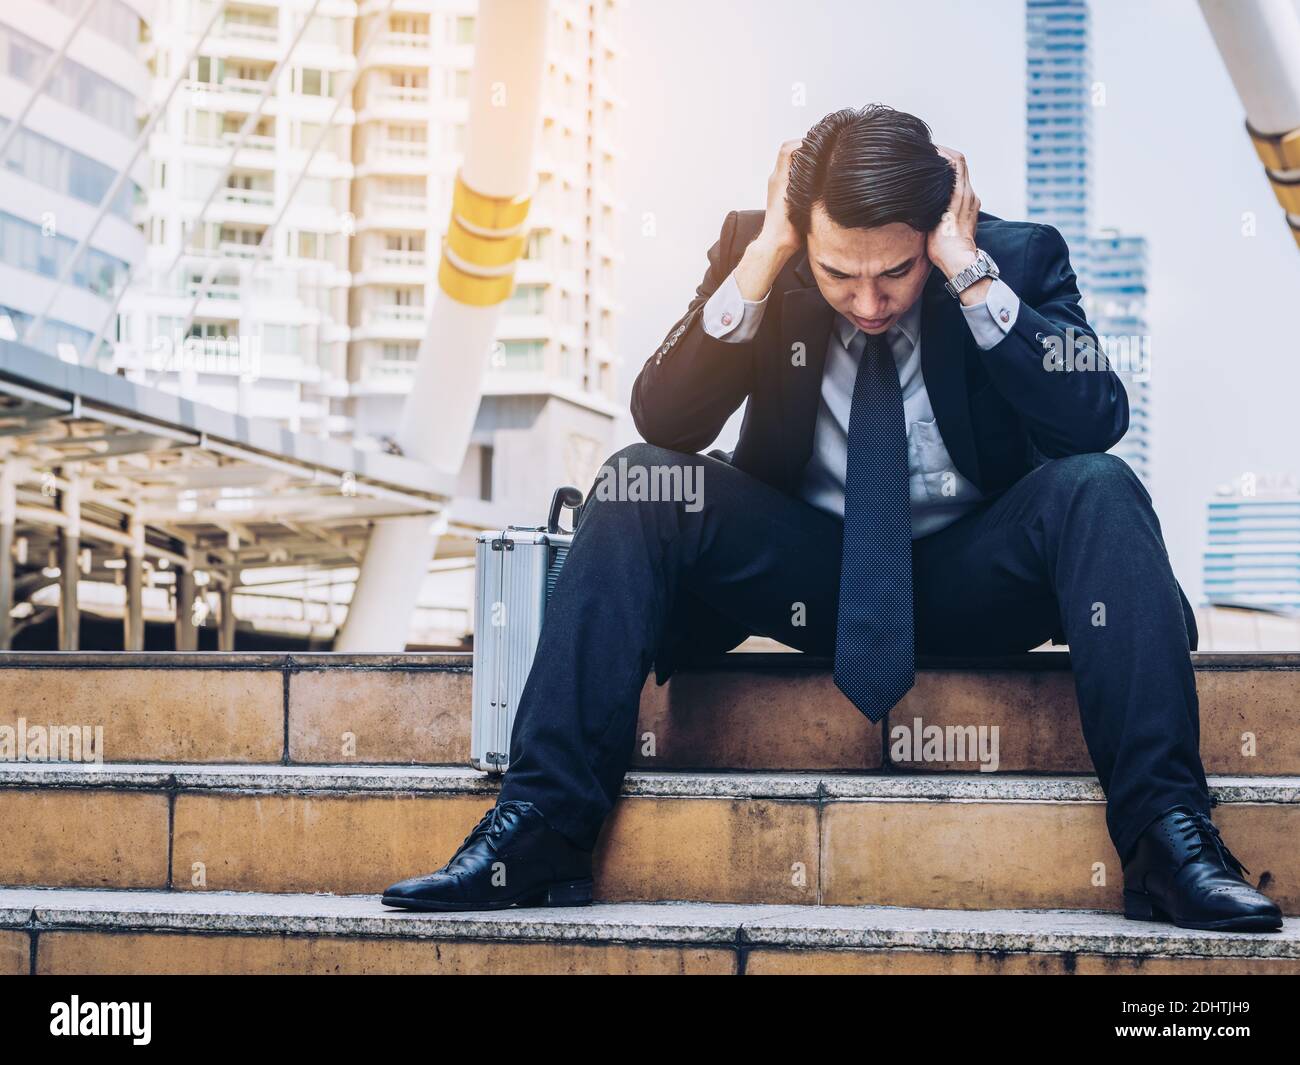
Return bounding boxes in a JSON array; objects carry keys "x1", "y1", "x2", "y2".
[
  {"x1": 1, "y1": 650, "x2": 1297, "y2": 774},
  {"x1": 2, "y1": 887, "x2": 1297, "y2": 975},
  {"x1": 1, "y1": 761, "x2": 1296, "y2": 914}
]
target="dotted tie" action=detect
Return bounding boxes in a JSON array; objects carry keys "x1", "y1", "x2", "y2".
[{"x1": 833, "y1": 330, "x2": 915, "y2": 722}]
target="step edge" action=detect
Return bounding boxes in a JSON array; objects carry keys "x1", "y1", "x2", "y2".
[
  {"x1": 2, "y1": 890, "x2": 1296, "y2": 958},
  {"x1": 0, "y1": 763, "x2": 1297, "y2": 804}
]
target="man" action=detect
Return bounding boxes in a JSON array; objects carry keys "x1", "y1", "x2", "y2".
[{"x1": 384, "y1": 104, "x2": 1282, "y2": 932}]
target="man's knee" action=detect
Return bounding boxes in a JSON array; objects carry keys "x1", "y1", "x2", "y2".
[
  {"x1": 1037, "y1": 452, "x2": 1148, "y2": 505},
  {"x1": 580, "y1": 442, "x2": 708, "y2": 525}
]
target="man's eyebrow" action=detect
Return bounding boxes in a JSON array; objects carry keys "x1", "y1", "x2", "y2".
[{"x1": 817, "y1": 256, "x2": 917, "y2": 277}]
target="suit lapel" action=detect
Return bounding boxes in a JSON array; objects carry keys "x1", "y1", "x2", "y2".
[
  {"x1": 776, "y1": 253, "x2": 983, "y2": 490},
  {"x1": 776, "y1": 253, "x2": 836, "y2": 482}
]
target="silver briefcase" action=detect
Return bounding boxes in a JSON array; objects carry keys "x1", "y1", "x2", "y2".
[{"x1": 470, "y1": 487, "x2": 583, "y2": 773}]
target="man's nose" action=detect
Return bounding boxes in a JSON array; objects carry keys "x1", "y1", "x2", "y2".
[{"x1": 849, "y1": 288, "x2": 885, "y2": 319}]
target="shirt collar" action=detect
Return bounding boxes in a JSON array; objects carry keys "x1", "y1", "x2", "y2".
[{"x1": 834, "y1": 293, "x2": 923, "y2": 352}]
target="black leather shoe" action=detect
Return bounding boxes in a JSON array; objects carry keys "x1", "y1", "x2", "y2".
[
  {"x1": 381, "y1": 800, "x2": 593, "y2": 912},
  {"x1": 1122, "y1": 806, "x2": 1282, "y2": 932}
]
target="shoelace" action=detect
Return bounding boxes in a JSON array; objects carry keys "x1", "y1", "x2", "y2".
[
  {"x1": 1178, "y1": 810, "x2": 1249, "y2": 878},
  {"x1": 451, "y1": 800, "x2": 529, "y2": 858}
]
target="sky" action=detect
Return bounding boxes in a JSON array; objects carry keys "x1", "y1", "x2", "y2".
[{"x1": 611, "y1": 0, "x2": 1300, "y2": 607}]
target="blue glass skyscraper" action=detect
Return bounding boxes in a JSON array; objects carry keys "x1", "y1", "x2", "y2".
[{"x1": 1026, "y1": 0, "x2": 1151, "y2": 484}]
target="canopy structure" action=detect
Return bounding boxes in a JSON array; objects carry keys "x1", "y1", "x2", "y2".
[{"x1": 0, "y1": 339, "x2": 504, "y2": 650}]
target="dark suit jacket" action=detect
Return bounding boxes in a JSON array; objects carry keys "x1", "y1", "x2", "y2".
[{"x1": 631, "y1": 208, "x2": 1131, "y2": 682}]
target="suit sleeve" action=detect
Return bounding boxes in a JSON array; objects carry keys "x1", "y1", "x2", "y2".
[
  {"x1": 977, "y1": 223, "x2": 1129, "y2": 457},
  {"x1": 630, "y1": 210, "x2": 758, "y2": 453}
]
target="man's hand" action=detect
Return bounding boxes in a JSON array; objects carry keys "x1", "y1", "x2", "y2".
[
  {"x1": 735, "y1": 139, "x2": 804, "y2": 301},
  {"x1": 926, "y1": 145, "x2": 988, "y2": 304}
]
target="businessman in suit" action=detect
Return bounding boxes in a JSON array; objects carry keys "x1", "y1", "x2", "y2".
[{"x1": 384, "y1": 104, "x2": 1282, "y2": 931}]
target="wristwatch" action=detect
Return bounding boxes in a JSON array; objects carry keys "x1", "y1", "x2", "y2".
[{"x1": 943, "y1": 248, "x2": 999, "y2": 299}]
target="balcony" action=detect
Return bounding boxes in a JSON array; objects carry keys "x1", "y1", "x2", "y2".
[
  {"x1": 376, "y1": 140, "x2": 428, "y2": 159},
  {"x1": 356, "y1": 305, "x2": 426, "y2": 341},
  {"x1": 222, "y1": 187, "x2": 274, "y2": 208},
  {"x1": 371, "y1": 249, "x2": 426, "y2": 269},
  {"x1": 218, "y1": 240, "x2": 263, "y2": 260},
  {"x1": 356, "y1": 194, "x2": 428, "y2": 232},
  {"x1": 384, "y1": 31, "x2": 431, "y2": 51},
  {"x1": 371, "y1": 193, "x2": 425, "y2": 212},
  {"x1": 368, "y1": 305, "x2": 424, "y2": 324},
  {"x1": 373, "y1": 85, "x2": 430, "y2": 106},
  {"x1": 222, "y1": 21, "x2": 278, "y2": 43},
  {"x1": 186, "y1": 280, "x2": 242, "y2": 302},
  {"x1": 221, "y1": 130, "x2": 276, "y2": 152},
  {"x1": 224, "y1": 76, "x2": 274, "y2": 97}
]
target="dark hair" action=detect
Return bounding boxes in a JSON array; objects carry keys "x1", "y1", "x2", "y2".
[{"x1": 786, "y1": 104, "x2": 955, "y2": 236}]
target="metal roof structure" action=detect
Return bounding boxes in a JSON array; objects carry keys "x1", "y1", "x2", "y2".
[{"x1": 0, "y1": 339, "x2": 507, "y2": 647}]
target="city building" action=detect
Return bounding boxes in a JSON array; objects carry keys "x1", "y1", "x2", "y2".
[
  {"x1": 106, "y1": 0, "x2": 624, "y2": 646},
  {"x1": 1083, "y1": 229, "x2": 1151, "y2": 482},
  {"x1": 1025, "y1": 0, "x2": 1152, "y2": 485},
  {"x1": 1203, "y1": 474, "x2": 1300, "y2": 616},
  {"x1": 0, "y1": 0, "x2": 151, "y2": 363}
]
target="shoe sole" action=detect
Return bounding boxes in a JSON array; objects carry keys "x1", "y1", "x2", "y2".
[
  {"x1": 1123, "y1": 889, "x2": 1283, "y2": 932},
  {"x1": 380, "y1": 877, "x2": 593, "y2": 913}
]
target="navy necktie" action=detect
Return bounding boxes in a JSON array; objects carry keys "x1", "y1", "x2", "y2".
[{"x1": 833, "y1": 330, "x2": 915, "y2": 722}]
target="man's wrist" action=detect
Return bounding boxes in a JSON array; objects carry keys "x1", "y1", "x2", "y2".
[
  {"x1": 735, "y1": 236, "x2": 797, "y2": 301},
  {"x1": 933, "y1": 242, "x2": 979, "y2": 279},
  {"x1": 954, "y1": 275, "x2": 994, "y2": 308}
]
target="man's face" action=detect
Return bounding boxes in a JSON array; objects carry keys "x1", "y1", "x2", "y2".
[{"x1": 805, "y1": 203, "x2": 931, "y2": 335}]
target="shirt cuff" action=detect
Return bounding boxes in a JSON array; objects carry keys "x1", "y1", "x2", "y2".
[
  {"x1": 960, "y1": 277, "x2": 1020, "y2": 351},
  {"x1": 702, "y1": 268, "x2": 770, "y2": 343}
]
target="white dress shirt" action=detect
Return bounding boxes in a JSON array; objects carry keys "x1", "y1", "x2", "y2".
[{"x1": 702, "y1": 266, "x2": 1022, "y2": 538}]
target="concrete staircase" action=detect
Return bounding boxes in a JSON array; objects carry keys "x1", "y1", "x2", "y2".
[{"x1": 1, "y1": 650, "x2": 1298, "y2": 974}]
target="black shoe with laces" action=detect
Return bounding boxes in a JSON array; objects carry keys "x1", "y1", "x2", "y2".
[
  {"x1": 380, "y1": 800, "x2": 593, "y2": 912},
  {"x1": 1122, "y1": 806, "x2": 1282, "y2": 932}
]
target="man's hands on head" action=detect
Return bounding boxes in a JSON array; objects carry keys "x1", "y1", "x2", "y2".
[
  {"x1": 926, "y1": 145, "x2": 992, "y2": 306},
  {"x1": 734, "y1": 139, "x2": 805, "y2": 301},
  {"x1": 731, "y1": 140, "x2": 991, "y2": 307}
]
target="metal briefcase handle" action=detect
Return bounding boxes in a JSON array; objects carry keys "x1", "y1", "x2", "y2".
[{"x1": 547, "y1": 485, "x2": 584, "y2": 534}]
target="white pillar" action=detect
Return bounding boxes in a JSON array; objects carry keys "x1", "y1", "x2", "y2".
[
  {"x1": 219, "y1": 571, "x2": 237, "y2": 651},
  {"x1": 174, "y1": 550, "x2": 196, "y2": 652},
  {"x1": 124, "y1": 514, "x2": 145, "y2": 650},
  {"x1": 0, "y1": 461, "x2": 16, "y2": 651},
  {"x1": 337, "y1": 0, "x2": 551, "y2": 651},
  {"x1": 1199, "y1": 0, "x2": 1300, "y2": 247},
  {"x1": 58, "y1": 474, "x2": 80, "y2": 650}
]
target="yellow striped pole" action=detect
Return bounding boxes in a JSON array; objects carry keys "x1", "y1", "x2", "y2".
[
  {"x1": 338, "y1": 0, "x2": 552, "y2": 651},
  {"x1": 1200, "y1": 0, "x2": 1300, "y2": 251}
]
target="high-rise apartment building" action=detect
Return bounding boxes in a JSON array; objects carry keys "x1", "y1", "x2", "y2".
[
  {"x1": 117, "y1": 0, "x2": 624, "y2": 519},
  {"x1": 0, "y1": 0, "x2": 151, "y2": 361}
]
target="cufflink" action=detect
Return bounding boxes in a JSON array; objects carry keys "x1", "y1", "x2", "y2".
[
  {"x1": 721, "y1": 312, "x2": 733, "y2": 327},
  {"x1": 999, "y1": 309, "x2": 1010, "y2": 323}
]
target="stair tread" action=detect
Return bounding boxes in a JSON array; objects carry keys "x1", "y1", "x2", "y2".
[
  {"x1": 0, "y1": 760, "x2": 1296, "y2": 802},
  {"x1": 1, "y1": 887, "x2": 1295, "y2": 957},
  {"x1": 3, "y1": 649, "x2": 1300, "y2": 669}
]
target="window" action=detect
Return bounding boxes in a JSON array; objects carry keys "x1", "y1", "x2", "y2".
[
  {"x1": 506, "y1": 285, "x2": 545, "y2": 315},
  {"x1": 0, "y1": 25, "x2": 136, "y2": 135},
  {"x1": 499, "y1": 341, "x2": 544, "y2": 370},
  {"x1": 299, "y1": 68, "x2": 326, "y2": 96},
  {"x1": 479, "y1": 444, "x2": 493, "y2": 501}
]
